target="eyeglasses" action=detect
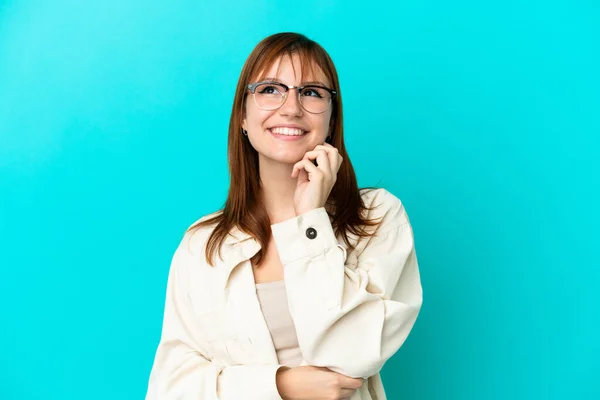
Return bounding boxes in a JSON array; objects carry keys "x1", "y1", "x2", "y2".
[{"x1": 247, "y1": 81, "x2": 337, "y2": 114}]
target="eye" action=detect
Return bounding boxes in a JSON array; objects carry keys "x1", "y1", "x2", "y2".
[
  {"x1": 301, "y1": 86, "x2": 325, "y2": 98},
  {"x1": 257, "y1": 84, "x2": 283, "y2": 95}
]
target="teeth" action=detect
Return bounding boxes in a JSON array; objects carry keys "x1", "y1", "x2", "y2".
[{"x1": 270, "y1": 127, "x2": 306, "y2": 136}]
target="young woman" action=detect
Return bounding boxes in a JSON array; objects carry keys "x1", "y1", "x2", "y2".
[{"x1": 145, "y1": 32, "x2": 423, "y2": 400}]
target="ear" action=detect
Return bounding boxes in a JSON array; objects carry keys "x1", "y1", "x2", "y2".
[{"x1": 241, "y1": 99, "x2": 248, "y2": 130}]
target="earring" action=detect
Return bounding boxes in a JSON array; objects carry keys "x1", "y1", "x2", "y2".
[{"x1": 242, "y1": 128, "x2": 248, "y2": 136}]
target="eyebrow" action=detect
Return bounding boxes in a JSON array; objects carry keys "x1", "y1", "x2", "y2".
[{"x1": 261, "y1": 77, "x2": 329, "y2": 87}]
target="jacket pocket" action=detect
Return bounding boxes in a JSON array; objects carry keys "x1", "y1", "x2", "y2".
[{"x1": 188, "y1": 286, "x2": 230, "y2": 340}]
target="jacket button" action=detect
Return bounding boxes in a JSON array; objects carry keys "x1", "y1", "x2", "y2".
[{"x1": 305, "y1": 227, "x2": 317, "y2": 239}]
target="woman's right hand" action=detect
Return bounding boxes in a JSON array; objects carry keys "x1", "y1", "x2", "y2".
[{"x1": 276, "y1": 365, "x2": 365, "y2": 400}]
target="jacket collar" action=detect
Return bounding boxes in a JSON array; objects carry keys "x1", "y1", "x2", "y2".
[
  {"x1": 223, "y1": 225, "x2": 255, "y2": 246},
  {"x1": 216, "y1": 225, "x2": 262, "y2": 290}
]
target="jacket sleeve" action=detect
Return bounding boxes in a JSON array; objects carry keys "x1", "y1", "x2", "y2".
[
  {"x1": 270, "y1": 190, "x2": 423, "y2": 379},
  {"x1": 145, "y1": 240, "x2": 285, "y2": 400}
]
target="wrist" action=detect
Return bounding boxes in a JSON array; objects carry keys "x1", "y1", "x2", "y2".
[{"x1": 294, "y1": 205, "x2": 324, "y2": 217}]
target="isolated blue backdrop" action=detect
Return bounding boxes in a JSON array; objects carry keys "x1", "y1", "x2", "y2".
[{"x1": 1, "y1": 1, "x2": 598, "y2": 399}]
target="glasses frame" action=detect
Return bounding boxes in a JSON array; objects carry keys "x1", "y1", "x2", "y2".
[{"x1": 247, "y1": 81, "x2": 337, "y2": 114}]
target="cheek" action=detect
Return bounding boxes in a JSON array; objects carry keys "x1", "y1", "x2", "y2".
[
  {"x1": 321, "y1": 109, "x2": 333, "y2": 127},
  {"x1": 247, "y1": 109, "x2": 273, "y2": 128},
  {"x1": 317, "y1": 114, "x2": 332, "y2": 134}
]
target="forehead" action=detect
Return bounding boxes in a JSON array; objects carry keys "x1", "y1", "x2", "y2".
[{"x1": 256, "y1": 53, "x2": 329, "y2": 85}]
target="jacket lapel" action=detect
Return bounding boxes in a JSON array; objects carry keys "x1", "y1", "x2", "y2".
[
  {"x1": 213, "y1": 227, "x2": 280, "y2": 364},
  {"x1": 216, "y1": 226, "x2": 261, "y2": 291}
]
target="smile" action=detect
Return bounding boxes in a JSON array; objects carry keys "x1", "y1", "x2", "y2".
[
  {"x1": 268, "y1": 127, "x2": 308, "y2": 141},
  {"x1": 269, "y1": 127, "x2": 307, "y2": 136}
]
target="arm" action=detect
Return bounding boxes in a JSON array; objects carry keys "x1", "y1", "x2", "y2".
[
  {"x1": 145, "y1": 240, "x2": 285, "y2": 400},
  {"x1": 271, "y1": 191, "x2": 423, "y2": 379}
]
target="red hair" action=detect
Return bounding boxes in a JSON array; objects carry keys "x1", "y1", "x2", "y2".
[{"x1": 189, "y1": 32, "x2": 382, "y2": 266}]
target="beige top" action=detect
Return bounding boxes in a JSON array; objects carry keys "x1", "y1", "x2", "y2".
[{"x1": 255, "y1": 280, "x2": 304, "y2": 368}]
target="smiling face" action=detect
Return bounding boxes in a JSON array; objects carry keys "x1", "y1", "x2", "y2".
[{"x1": 242, "y1": 53, "x2": 334, "y2": 165}]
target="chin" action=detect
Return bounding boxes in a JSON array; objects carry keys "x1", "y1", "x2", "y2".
[
  {"x1": 265, "y1": 150, "x2": 305, "y2": 165},
  {"x1": 277, "y1": 154, "x2": 304, "y2": 164}
]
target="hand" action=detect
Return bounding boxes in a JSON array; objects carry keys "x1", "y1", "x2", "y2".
[
  {"x1": 291, "y1": 142, "x2": 343, "y2": 216},
  {"x1": 276, "y1": 366, "x2": 364, "y2": 400}
]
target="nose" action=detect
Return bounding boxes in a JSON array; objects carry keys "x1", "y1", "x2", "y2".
[{"x1": 278, "y1": 88, "x2": 303, "y2": 117}]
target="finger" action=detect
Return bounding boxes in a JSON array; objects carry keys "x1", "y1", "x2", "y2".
[
  {"x1": 302, "y1": 149, "x2": 330, "y2": 165},
  {"x1": 316, "y1": 150, "x2": 335, "y2": 175},
  {"x1": 311, "y1": 146, "x2": 335, "y2": 172},
  {"x1": 313, "y1": 145, "x2": 342, "y2": 173},
  {"x1": 291, "y1": 159, "x2": 322, "y2": 179},
  {"x1": 304, "y1": 149, "x2": 331, "y2": 173},
  {"x1": 339, "y1": 375, "x2": 364, "y2": 389}
]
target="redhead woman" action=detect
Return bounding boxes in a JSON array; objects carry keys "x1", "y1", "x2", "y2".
[{"x1": 145, "y1": 32, "x2": 423, "y2": 400}]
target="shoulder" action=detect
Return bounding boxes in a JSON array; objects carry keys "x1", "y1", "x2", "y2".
[
  {"x1": 359, "y1": 187, "x2": 411, "y2": 233},
  {"x1": 166, "y1": 210, "x2": 226, "y2": 294},
  {"x1": 175, "y1": 209, "x2": 224, "y2": 258}
]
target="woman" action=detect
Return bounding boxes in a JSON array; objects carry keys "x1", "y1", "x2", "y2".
[{"x1": 145, "y1": 32, "x2": 423, "y2": 399}]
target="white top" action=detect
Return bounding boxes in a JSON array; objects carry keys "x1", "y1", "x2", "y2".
[
  {"x1": 255, "y1": 280, "x2": 304, "y2": 367},
  {"x1": 145, "y1": 188, "x2": 423, "y2": 400}
]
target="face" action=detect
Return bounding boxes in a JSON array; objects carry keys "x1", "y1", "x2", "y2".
[{"x1": 242, "y1": 53, "x2": 334, "y2": 165}]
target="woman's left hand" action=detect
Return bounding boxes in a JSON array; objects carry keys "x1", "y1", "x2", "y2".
[{"x1": 291, "y1": 142, "x2": 343, "y2": 216}]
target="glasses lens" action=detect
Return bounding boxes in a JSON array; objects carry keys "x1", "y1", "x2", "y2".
[
  {"x1": 254, "y1": 83, "x2": 286, "y2": 110},
  {"x1": 252, "y1": 83, "x2": 333, "y2": 113},
  {"x1": 299, "y1": 86, "x2": 332, "y2": 113}
]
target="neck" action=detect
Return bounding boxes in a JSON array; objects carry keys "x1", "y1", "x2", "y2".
[{"x1": 258, "y1": 155, "x2": 298, "y2": 224}]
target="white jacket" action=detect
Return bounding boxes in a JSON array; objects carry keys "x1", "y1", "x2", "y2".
[{"x1": 145, "y1": 188, "x2": 423, "y2": 399}]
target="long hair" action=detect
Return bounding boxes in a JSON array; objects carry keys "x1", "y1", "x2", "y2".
[{"x1": 189, "y1": 32, "x2": 382, "y2": 266}]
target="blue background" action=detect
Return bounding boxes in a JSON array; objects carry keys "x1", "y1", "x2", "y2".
[{"x1": 1, "y1": 1, "x2": 598, "y2": 399}]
